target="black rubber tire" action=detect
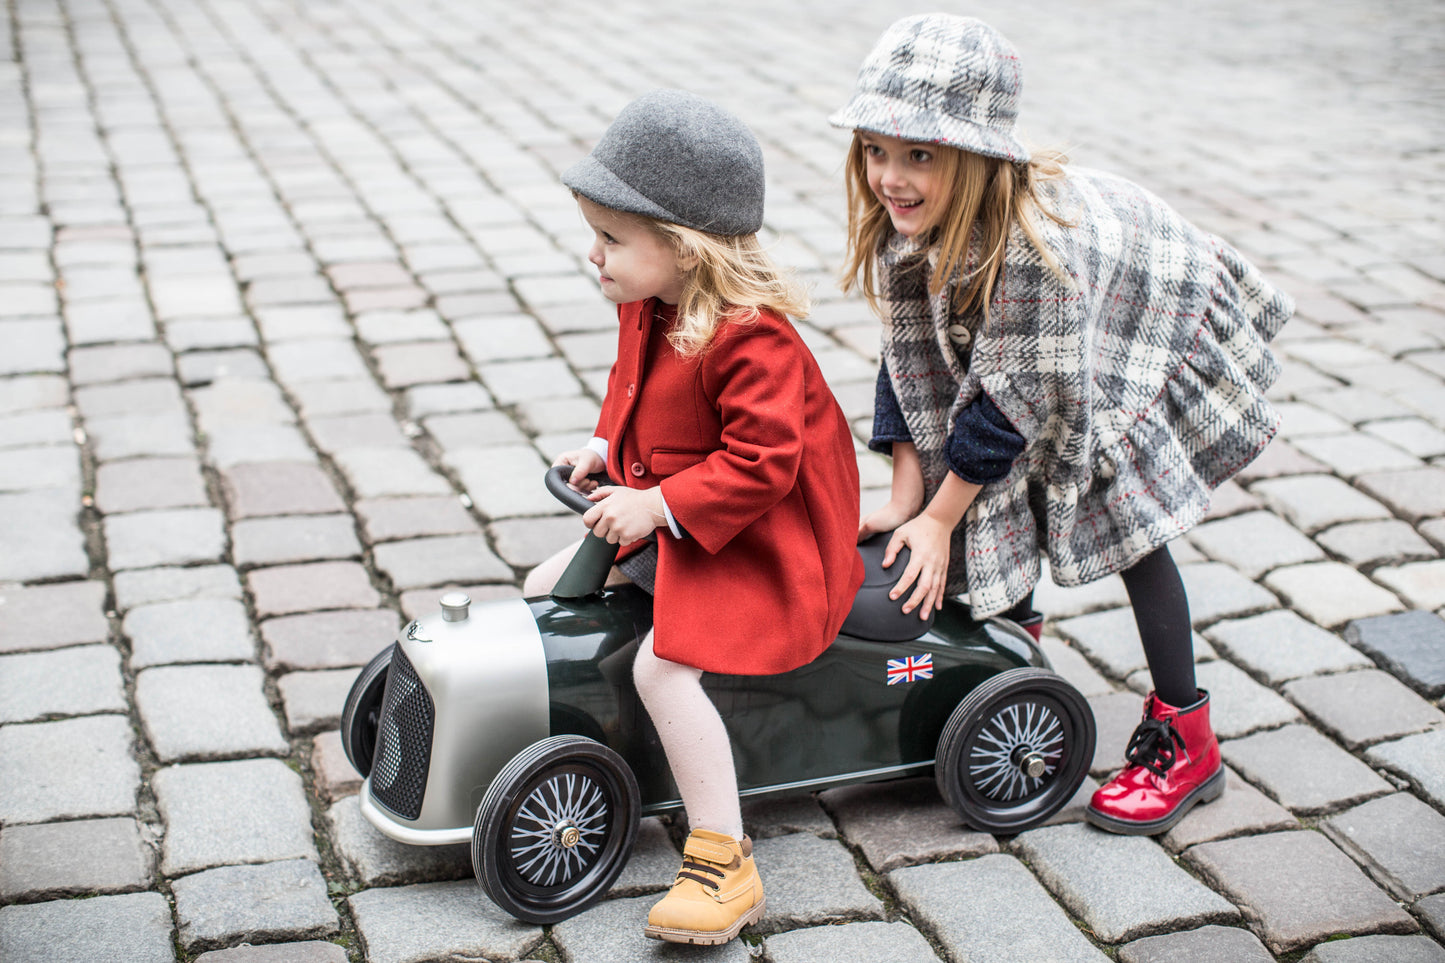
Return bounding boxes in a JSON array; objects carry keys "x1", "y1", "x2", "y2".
[
  {"x1": 340, "y1": 643, "x2": 395, "y2": 778},
  {"x1": 936, "y1": 667, "x2": 1095, "y2": 834},
  {"x1": 473, "y1": 735, "x2": 640, "y2": 925}
]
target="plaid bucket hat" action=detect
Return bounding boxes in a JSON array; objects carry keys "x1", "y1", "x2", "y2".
[{"x1": 829, "y1": 14, "x2": 1030, "y2": 165}]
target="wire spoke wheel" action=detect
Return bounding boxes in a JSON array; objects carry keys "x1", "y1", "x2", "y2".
[
  {"x1": 474, "y1": 735, "x2": 640, "y2": 924},
  {"x1": 937, "y1": 668, "x2": 1094, "y2": 834}
]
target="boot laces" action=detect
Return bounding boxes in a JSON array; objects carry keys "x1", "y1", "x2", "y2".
[
  {"x1": 675, "y1": 858, "x2": 726, "y2": 891},
  {"x1": 1124, "y1": 716, "x2": 1186, "y2": 778}
]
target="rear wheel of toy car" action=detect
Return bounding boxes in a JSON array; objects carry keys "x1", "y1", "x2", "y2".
[
  {"x1": 936, "y1": 667, "x2": 1095, "y2": 834},
  {"x1": 340, "y1": 643, "x2": 395, "y2": 778},
  {"x1": 473, "y1": 734, "x2": 641, "y2": 925}
]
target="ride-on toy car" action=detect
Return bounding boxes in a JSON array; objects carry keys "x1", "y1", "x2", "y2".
[{"x1": 341, "y1": 467, "x2": 1095, "y2": 924}]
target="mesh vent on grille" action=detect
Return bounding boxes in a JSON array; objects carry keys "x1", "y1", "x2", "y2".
[{"x1": 370, "y1": 646, "x2": 435, "y2": 820}]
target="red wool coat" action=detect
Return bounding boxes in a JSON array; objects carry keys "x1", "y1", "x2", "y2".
[{"x1": 597, "y1": 299, "x2": 865, "y2": 675}]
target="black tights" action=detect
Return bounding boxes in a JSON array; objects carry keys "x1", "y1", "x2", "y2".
[
  {"x1": 1119, "y1": 545, "x2": 1196, "y2": 708},
  {"x1": 1008, "y1": 544, "x2": 1196, "y2": 708}
]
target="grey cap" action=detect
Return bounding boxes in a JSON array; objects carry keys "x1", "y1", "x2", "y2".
[
  {"x1": 830, "y1": 14, "x2": 1030, "y2": 165},
  {"x1": 563, "y1": 89, "x2": 765, "y2": 236}
]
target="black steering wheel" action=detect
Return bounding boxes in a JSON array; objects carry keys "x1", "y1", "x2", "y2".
[
  {"x1": 544, "y1": 466, "x2": 622, "y2": 599},
  {"x1": 544, "y1": 464, "x2": 612, "y2": 515}
]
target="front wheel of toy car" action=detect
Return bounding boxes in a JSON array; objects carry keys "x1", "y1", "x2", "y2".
[
  {"x1": 936, "y1": 667, "x2": 1095, "y2": 834},
  {"x1": 340, "y1": 643, "x2": 394, "y2": 778},
  {"x1": 473, "y1": 734, "x2": 641, "y2": 925}
]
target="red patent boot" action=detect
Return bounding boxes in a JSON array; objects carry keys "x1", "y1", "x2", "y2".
[{"x1": 1086, "y1": 690, "x2": 1224, "y2": 835}]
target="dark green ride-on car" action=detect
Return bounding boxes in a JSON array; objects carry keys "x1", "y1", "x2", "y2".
[{"x1": 341, "y1": 467, "x2": 1095, "y2": 925}]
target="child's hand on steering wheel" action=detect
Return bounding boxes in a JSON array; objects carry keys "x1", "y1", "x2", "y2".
[
  {"x1": 584, "y1": 486, "x2": 665, "y2": 545},
  {"x1": 554, "y1": 449, "x2": 606, "y2": 493}
]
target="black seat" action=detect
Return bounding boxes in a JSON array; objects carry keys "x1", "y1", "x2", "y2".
[{"x1": 840, "y1": 533, "x2": 937, "y2": 642}]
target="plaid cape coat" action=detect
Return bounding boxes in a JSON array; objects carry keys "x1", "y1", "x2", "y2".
[{"x1": 878, "y1": 166, "x2": 1294, "y2": 617}]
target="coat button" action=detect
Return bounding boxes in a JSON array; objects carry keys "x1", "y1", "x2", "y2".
[
  {"x1": 627, "y1": 383, "x2": 635, "y2": 398},
  {"x1": 947, "y1": 324, "x2": 972, "y2": 347},
  {"x1": 630, "y1": 462, "x2": 645, "y2": 477}
]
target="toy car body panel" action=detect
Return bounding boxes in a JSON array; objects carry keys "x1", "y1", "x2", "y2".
[
  {"x1": 530, "y1": 585, "x2": 1047, "y2": 812},
  {"x1": 361, "y1": 597, "x2": 548, "y2": 845}
]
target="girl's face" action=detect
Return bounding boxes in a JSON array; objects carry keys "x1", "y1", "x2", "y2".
[
  {"x1": 859, "y1": 132, "x2": 949, "y2": 237},
  {"x1": 578, "y1": 196, "x2": 687, "y2": 305}
]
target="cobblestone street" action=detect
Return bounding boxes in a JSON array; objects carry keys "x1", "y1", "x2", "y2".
[{"x1": 2, "y1": 0, "x2": 1444, "y2": 960}]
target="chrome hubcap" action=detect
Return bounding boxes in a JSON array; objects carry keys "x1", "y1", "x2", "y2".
[
  {"x1": 970, "y1": 701, "x2": 1064, "y2": 801},
  {"x1": 510, "y1": 772, "x2": 608, "y2": 886}
]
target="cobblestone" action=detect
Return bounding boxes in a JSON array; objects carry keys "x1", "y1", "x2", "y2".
[
  {"x1": 123, "y1": 598, "x2": 255, "y2": 668},
  {"x1": 113, "y1": 565, "x2": 243, "y2": 613},
  {"x1": 891, "y1": 855, "x2": 1107, "y2": 962},
  {"x1": 231, "y1": 514, "x2": 362, "y2": 569},
  {"x1": 1204, "y1": 609, "x2": 1373, "y2": 684},
  {"x1": 1302, "y1": 936, "x2": 1445, "y2": 963},
  {"x1": 171, "y1": 859, "x2": 339, "y2": 953},
  {"x1": 1264, "y1": 562, "x2": 1403, "y2": 627},
  {"x1": 1345, "y1": 611, "x2": 1445, "y2": 698},
  {"x1": 1321, "y1": 792, "x2": 1445, "y2": 902},
  {"x1": 1317, "y1": 519, "x2": 1440, "y2": 567},
  {"x1": 1118, "y1": 925, "x2": 1275, "y2": 963},
  {"x1": 1249, "y1": 475, "x2": 1394, "y2": 534},
  {"x1": 1365, "y1": 729, "x2": 1445, "y2": 810},
  {"x1": 0, "y1": 490, "x2": 89, "y2": 581},
  {"x1": 0, "y1": 818, "x2": 153, "y2": 900},
  {"x1": 0, "y1": 645, "x2": 126, "y2": 723},
  {"x1": 260, "y1": 610, "x2": 398, "y2": 672},
  {"x1": 5, "y1": 1, "x2": 1445, "y2": 959},
  {"x1": 818, "y1": 777, "x2": 998, "y2": 873},
  {"x1": 1187, "y1": 510, "x2": 1326, "y2": 577},
  {"x1": 372, "y1": 534, "x2": 513, "y2": 589},
  {"x1": 0, "y1": 715, "x2": 140, "y2": 825},
  {"x1": 248, "y1": 561, "x2": 381, "y2": 618},
  {"x1": 1374, "y1": 559, "x2": 1445, "y2": 611},
  {"x1": 1224, "y1": 724, "x2": 1393, "y2": 815},
  {"x1": 104, "y1": 507, "x2": 227, "y2": 571},
  {"x1": 326, "y1": 794, "x2": 474, "y2": 888},
  {"x1": 136, "y1": 664, "x2": 289, "y2": 762},
  {"x1": 276, "y1": 669, "x2": 354, "y2": 735},
  {"x1": 1011, "y1": 823, "x2": 1238, "y2": 943},
  {"x1": 94, "y1": 457, "x2": 209, "y2": 514},
  {"x1": 222, "y1": 462, "x2": 347, "y2": 519},
  {"x1": 1186, "y1": 831, "x2": 1418, "y2": 954},
  {"x1": 0, "y1": 892, "x2": 175, "y2": 963},
  {"x1": 347, "y1": 881, "x2": 543, "y2": 963},
  {"x1": 1284, "y1": 669, "x2": 1445, "y2": 749},
  {"x1": 153, "y1": 759, "x2": 317, "y2": 876}
]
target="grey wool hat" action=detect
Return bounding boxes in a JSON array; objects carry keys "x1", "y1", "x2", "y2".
[
  {"x1": 830, "y1": 14, "x2": 1030, "y2": 165},
  {"x1": 562, "y1": 89, "x2": 765, "y2": 236}
]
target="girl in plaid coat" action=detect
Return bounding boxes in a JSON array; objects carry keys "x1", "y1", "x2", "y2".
[{"x1": 833, "y1": 14, "x2": 1293, "y2": 835}]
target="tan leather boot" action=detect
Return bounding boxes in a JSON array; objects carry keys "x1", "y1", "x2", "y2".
[{"x1": 643, "y1": 829, "x2": 765, "y2": 944}]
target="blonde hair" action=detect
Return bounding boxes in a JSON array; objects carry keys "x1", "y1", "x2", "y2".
[
  {"x1": 648, "y1": 220, "x2": 810, "y2": 357},
  {"x1": 840, "y1": 134, "x2": 1071, "y2": 319}
]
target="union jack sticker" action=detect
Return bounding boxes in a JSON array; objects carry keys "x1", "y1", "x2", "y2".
[{"x1": 886, "y1": 653, "x2": 934, "y2": 685}]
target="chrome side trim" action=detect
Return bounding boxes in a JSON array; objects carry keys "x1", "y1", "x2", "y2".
[{"x1": 640, "y1": 760, "x2": 936, "y2": 816}]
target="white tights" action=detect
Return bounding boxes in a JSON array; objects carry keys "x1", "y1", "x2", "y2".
[
  {"x1": 526, "y1": 541, "x2": 743, "y2": 841},
  {"x1": 633, "y1": 633, "x2": 744, "y2": 840}
]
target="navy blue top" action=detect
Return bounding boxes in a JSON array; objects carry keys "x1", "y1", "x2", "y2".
[{"x1": 869, "y1": 360, "x2": 1026, "y2": 485}]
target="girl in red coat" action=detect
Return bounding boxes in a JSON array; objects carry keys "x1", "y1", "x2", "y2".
[{"x1": 523, "y1": 89, "x2": 864, "y2": 945}]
